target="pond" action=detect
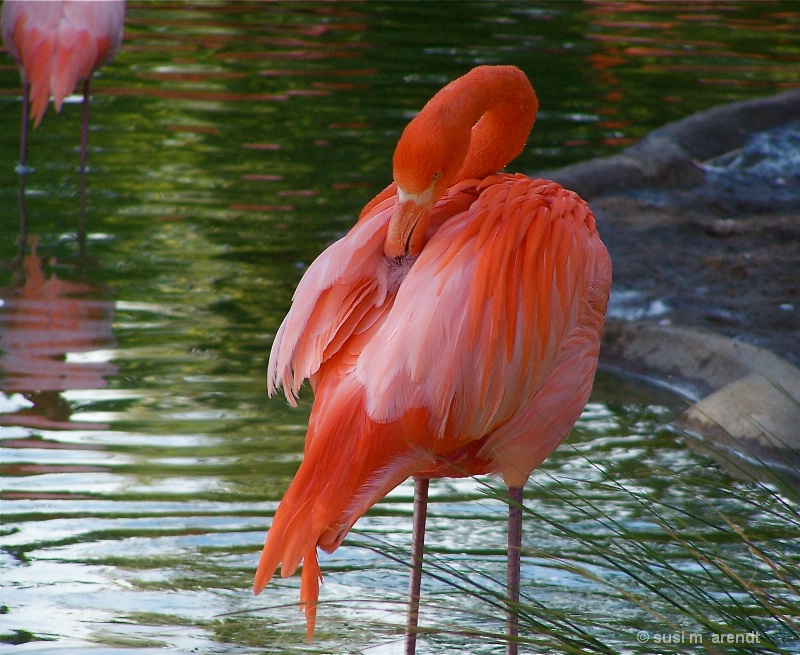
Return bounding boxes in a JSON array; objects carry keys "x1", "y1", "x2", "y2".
[{"x1": 1, "y1": 2, "x2": 799, "y2": 654}]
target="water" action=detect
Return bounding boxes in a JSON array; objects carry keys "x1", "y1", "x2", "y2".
[
  {"x1": 701, "y1": 121, "x2": 800, "y2": 212},
  {"x1": 1, "y1": 2, "x2": 799, "y2": 653}
]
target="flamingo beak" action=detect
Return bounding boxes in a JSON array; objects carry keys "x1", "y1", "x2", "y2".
[{"x1": 384, "y1": 187, "x2": 432, "y2": 260}]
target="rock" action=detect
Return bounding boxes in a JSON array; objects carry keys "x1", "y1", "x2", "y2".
[
  {"x1": 680, "y1": 373, "x2": 800, "y2": 489},
  {"x1": 542, "y1": 87, "x2": 800, "y2": 201},
  {"x1": 601, "y1": 318, "x2": 800, "y2": 489}
]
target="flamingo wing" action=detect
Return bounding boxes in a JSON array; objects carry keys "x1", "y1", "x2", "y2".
[
  {"x1": 267, "y1": 193, "x2": 397, "y2": 403},
  {"x1": 357, "y1": 174, "x2": 610, "y2": 452}
]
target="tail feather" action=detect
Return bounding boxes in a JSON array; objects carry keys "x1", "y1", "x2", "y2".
[
  {"x1": 18, "y1": 27, "x2": 56, "y2": 126},
  {"x1": 254, "y1": 372, "x2": 423, "y2": 640},
  {"x1": 279, "y1": 494, "x2": 321, "y2": 576},
  {"x1": 252, "y1": 379, "x2": 363, "y2": 640},
  {"x1": 300, "y1": 547, "x2": 321, "y2": 642},
  {"x1": 253, "y1": 536, "x2": 281, "y2": 596},
  {"x1": 253, "y1": 526, "x2": 320, "y2": 641},
  {"x1": 253, "y1": 486, "x2": 319, "y2": 593},
  {"x1": 51, "y1": 28, "x2": 95, "y2": 112}
]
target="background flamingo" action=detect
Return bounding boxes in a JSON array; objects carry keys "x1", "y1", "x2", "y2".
[
  {"x1": 1, "y1": 0, "x2": 125, "y2": 172},
  {"x1": 254, "y1": 65, "x2": 611, "y2": 655}
]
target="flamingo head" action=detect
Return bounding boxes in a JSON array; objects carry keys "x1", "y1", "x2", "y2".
[
  {"x1": 384, "y1": 104, "x2": 471, "y2": 260},
  {"x1": 383, "y1": 66, "x2": 537, "y2": 260}
]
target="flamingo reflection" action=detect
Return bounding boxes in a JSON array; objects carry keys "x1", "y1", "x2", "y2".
[{"x1": 0, "y1": 191, "x2": 116, "y2": 432}]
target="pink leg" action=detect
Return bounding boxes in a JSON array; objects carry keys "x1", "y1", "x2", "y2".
[
  {"x1": 79, "y1": 78, "x2": 91, "y2": 173},
  {"x1": 17, "y1": 81, "x2": 30, "y2": 255},
  {"x1": 507, "y1": 485, "x2": 523, "y2": 655},
  {"x1": 78, "y1": 167, "x2": 88, "y2": 259},
  {"x1": 16, "y1": 172, "x2": 28, "y2": 265},
  {"x1": 19, "y1": 81, "x2": 30, "y2": 172},
  {"x1": 405, "y1": 477, "x2": 429, "y2": 655}
]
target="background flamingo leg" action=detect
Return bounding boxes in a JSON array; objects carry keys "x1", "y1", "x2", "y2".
[
  {"x1": 79, "y1": 78, "x2": 91, "y2": 173},
  {"x1": 19, "y1": 80, "x2": 30, "y2": 172}
]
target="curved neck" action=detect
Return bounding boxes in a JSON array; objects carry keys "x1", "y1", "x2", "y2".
[
  {"x1": 443, "y1": 66, "x2": 538, "y2": 182},
  {"x1": 385, "y1": 67, "x2": 538, "y2": 259}
]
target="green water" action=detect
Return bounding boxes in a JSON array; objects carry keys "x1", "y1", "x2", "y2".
[{"x1": 1, "y1": 2, "x2": 799, "y2": 654}]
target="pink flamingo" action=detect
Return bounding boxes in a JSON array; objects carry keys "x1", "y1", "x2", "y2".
[
  {"x1": 1, "y1": 0, "x2": 125, "y2": 171},
  {"x1": 254, "y1": 65, "x2": 612, "y2": 654}
]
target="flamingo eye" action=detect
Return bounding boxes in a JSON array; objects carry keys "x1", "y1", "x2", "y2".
[{"x1": 432, "y1": 171, "x2": 442, "y2": 182}]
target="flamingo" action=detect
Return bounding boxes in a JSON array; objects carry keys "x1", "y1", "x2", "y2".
[
  {"x1": 1, "y1": 0, "x2": 125, "y2": 172},
  {"x1": 254, "y1": 65, "x2": 612, "y2": 655}
]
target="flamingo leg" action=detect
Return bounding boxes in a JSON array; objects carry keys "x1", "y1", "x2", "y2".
[
  {"x1": 19, "y1": 80, "x2": 30, "y2": 172},
  {"x1": 17, "y1": 170, "x2": 27, "y2": 264},
  {"x1": 79, "y1": 78, "x2": 91, "y2": 173},
  {"x1": 78, "y1": 167, "x2": 88, "y2": 260},
  {"x1": 405, "y1": 476, "x2": 429, "y2": 655},
  {"x1": 506, "y1": 485, "x2": 523, "y2": 655}
]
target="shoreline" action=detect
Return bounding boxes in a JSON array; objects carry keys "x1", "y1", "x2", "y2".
[{"x1": 542, "y1": 88, "x2": 800, "y2": 485}]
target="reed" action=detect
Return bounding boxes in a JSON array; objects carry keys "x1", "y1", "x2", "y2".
[{"x1": 348, "y1": 392, "x2": 800, "y2": 654}]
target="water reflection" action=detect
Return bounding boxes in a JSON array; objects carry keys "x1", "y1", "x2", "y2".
[{"x1": 0, "y1": 186, "x2": 117, "y2": 433}]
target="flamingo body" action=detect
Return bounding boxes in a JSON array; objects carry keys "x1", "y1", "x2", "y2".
[
  {"x1": 2, "y1": 0, "x2": 125, "y2": 126},
  {"x1": 255, "y1": 66, "x2": 612, "y2": 644}
]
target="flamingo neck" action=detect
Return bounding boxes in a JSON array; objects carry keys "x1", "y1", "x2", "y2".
[
  {"x1": 439, "y1": 66, "x2": 538, "y2": 183},
  {"x1": 385, "y1": 66, "x2": 538, "y2": 259}
]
